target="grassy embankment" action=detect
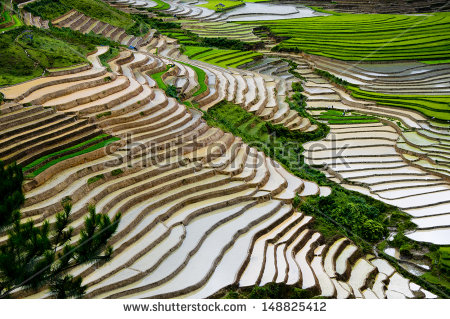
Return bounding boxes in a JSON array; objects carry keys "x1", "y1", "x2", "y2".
[{"x1": 0, "y1": 25, "x2": 121, "y2": 86}]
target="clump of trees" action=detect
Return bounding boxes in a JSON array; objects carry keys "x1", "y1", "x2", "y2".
[
  {"x1": 314, "y1": 68, "x2": 350, "y2": 88},
  {"x1": 198, "y1": 37, "x2": 264, "y2": 51},
  {"x1": 24, "y1": 0, "x2": 70, "y2": 20},
  {"x1": 297, "y1": 191, "x2": 388, "y2": 243},
  {"x1": 220, "y1": 282, "x2": 319, "y2": 299},
  {"x1": 0, "y1": 161, "x2": 121, "y2": 298},
  {"x1": 165, "y1": 84, "x2": 179, "y2": 101}
]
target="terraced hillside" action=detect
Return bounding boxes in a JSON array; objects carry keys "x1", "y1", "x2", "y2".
[
  {"x1": 248, "y1": 13, "x2": 450, "y2": 62},
  {"x1": 180, "y1": 20, "x2": 260, "y2": 43},
  {"x1": 285, "y1": 57, "x2": 450, "y2": 246},
  {"x1": 105, "y1": 0, "x2": 327, "y2": 21},
  {"x1": 26, "y1": 7, "x2": 317, "y2": 132},
  {"x1": 1, "y1": 43, "x2": 432, "y2": 299},
  {"x1": 1, "y1": 0, "x2": 449, "y2": 299},
  {"x1": 290, "y1": 0, "x2": 450, "y2": 14}
]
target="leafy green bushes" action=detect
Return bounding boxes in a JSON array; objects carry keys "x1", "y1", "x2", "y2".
[
  {"x1": 24, "y1": 0, "x2": 70, "y2": 20},
  {"x1": 165, "y1": 85, "x2": 179, "y2": 101},
  {"x1": 87, "y1": 174, "x2": 104, "y2": 184},
  {"x1": 219, "y1": 283, "x2": 319, "y2": 299},
  {"x1": 314, "y1": 68, "x2": 350, "y2": 87},
  {"x1": 291, "y1": 81, "x2": 304, "y2": 92},
  {"x1": 125, "y1": 20, "x2": 149, "y2": 37},
  {"x1": 298, "y1": 191, "x2": 388, "y2": 243},
  {"x1": 0, "y1": 27, "x2": 85, "y2": 86},
  {"x1": 0, "y1": 161, "x2": 24, "y2": 230},
  {"x1": 197, "y1": 37, "x2": 264, "y2": 51},
  {"x1": 0, "y1": 25, "x2": 122, "y2": 86}
]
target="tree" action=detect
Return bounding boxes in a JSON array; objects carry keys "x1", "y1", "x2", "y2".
[
  {"x1": 0, "y1": 161, "x2": 23, "y2": 230},
  {"x1": 0, "y1": 161, "x2": 121, "y2": 298}
]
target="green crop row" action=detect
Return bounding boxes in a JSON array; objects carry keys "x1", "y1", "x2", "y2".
[
  {"x1": 183, "y1": 46, "x2": 262, "y2": 68},
  {"x1": 150, "y1": 64, "x2": 172, "y2": 90},
  {"x1": 240, "y1": 13, "x2": 450, "y2": 61},
  {"x1": 24, "y1": 136, "x2": 120, "y2": 178},
  {"x1": 348, "y1": 86, "x2": 450, "y2": 121},
  {"x1": 317, "y1": 110, "x2": 379, "y2": 124},
  {"x1": 0, "y1": 14, "x2": 22, "y2": 32},
  {"x1": 176, "y1": 61, "x2": 208, "y2": 97},
  {"x1": 146, "y1": 0, "x2": 170, "y2": 11}
]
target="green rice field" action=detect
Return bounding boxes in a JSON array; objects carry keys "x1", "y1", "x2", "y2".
[
  {"x1": 348, "y1": 86, "x2": 450, "y2": 121},
  {"x1": 241, "y1": 12, "x2": 450, "y2": 62},
  {"x1": 183, "y1": 45, "x2": 262, "y2": 68}
]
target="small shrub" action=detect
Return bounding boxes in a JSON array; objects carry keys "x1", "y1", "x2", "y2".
[
  {"x1": 111, "y1": 169, "x2": 123, "y2": 176},
  {"x1": 87, "y1": 174, "x2": 104, "y2": 184},
  {"x1": 292, "y1": 81, "x2": 304, "y2": 92},
  {"x1": 96, "y1": 111, "x2": 111, "y2": 119}
]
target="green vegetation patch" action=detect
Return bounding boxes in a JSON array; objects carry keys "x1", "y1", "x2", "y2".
[
  {"x1": 22, "y1": 134, "x2": 109, "y2": 172},
  {"x1": 242, "y1": 13, "x2": 450, "y2": 62},
  {"x1": 25, "y1": 0, "x2": 71, "y2": 20},
  {"x1": 87, "y1": 174, "x2": 104, "y2": 184},
  {"x1": 422, "y1": 246, "x2": 450, "y2": 291},
  {"x1": 0, "y1": 14, "x2": 23, "y2": 32},
  {"x1": 111, "y1": 168, "x2": 123, "y2": 176},
  {"x1": 0, "y1": 10, "x2": 12, "y2": 28},
  {"x1": 150, "y1": 64, "x2": 171, "y2": 90},
  {"x1": 176, "y1": 61, "x2": 208, "y2": 97},
  {"x1": 96, "y1": 111, "x2": 112, "y2": 119},
  {"x1": 348, "y1": 86, "x2": 450, "y2": 121},
  {"x1": 98, "y1": 47, "x2": 119, "y2": 71},
  {"x1": 197, "y1": 0, "x2": 244, "y2": 12},
  {"x1": 311, "y1": 68, "x2": 450, "y2": 122},
  {"x1": 25, "y1": 136, "x2": 120, "y2": 178},
  {"x1": 26, "y1": 0, "x2": 134, "y2": 28},
  {"x1": 318, "y1": 110, "x2": 379, "y2": 124},
  {"x1": 218, "y1": 282, "x2": 320, "y2": 299},
  {"x1": 0, "y1": 26, "x2": 121, "y2": 86},
  {"x1": 0, "y1": 27, "x2": 85, "y2": 86},
  {"x1": 146, "y1": 0, "x2": 170, "y2": 10},
  {"x1": 183, "y1": 46, "x2": 262, "y2": 68}
]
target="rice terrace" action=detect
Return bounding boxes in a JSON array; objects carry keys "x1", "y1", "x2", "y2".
[{"x1": 0, "y1": 0, "x2": 450, "y2": 301}]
